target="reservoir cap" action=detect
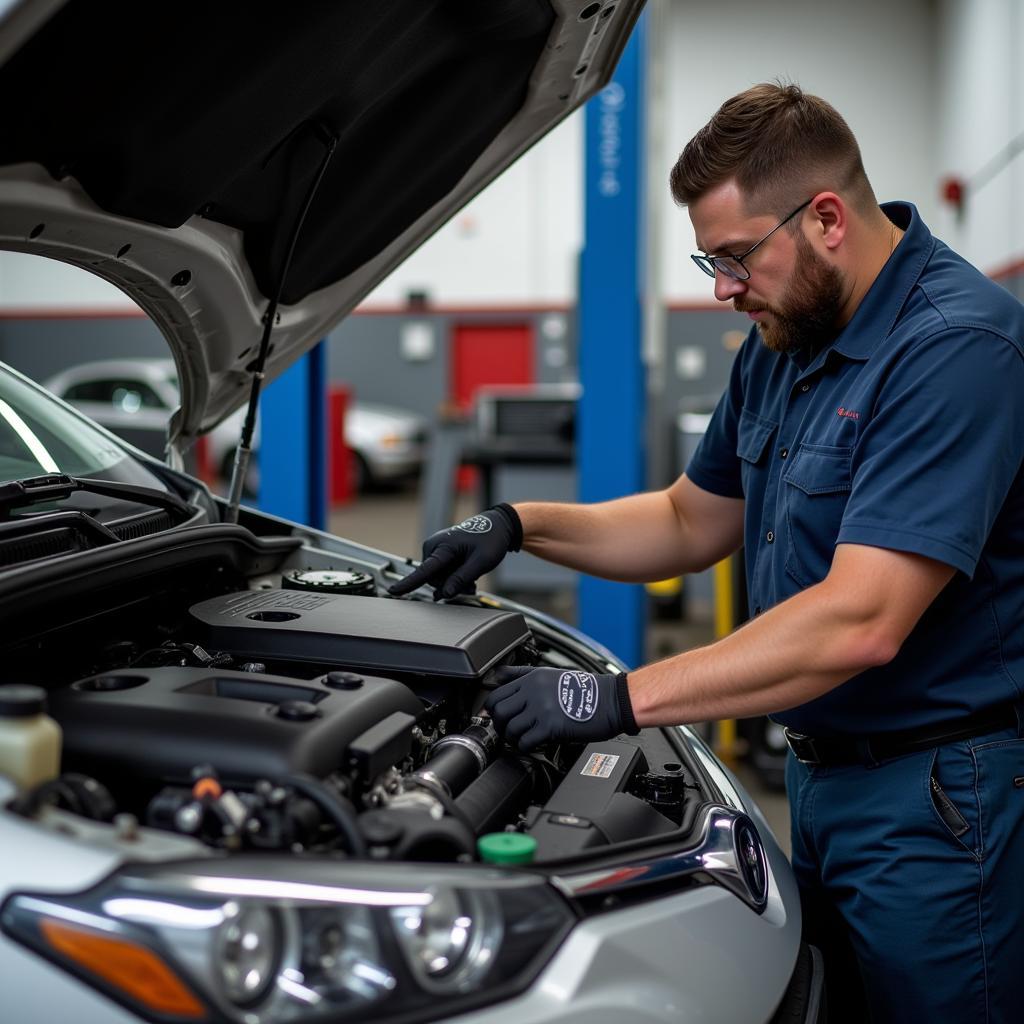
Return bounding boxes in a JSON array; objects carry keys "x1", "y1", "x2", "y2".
[
  {"x1": 478, "y1": 832, "x2": 537, "y2": 865},
  {"x1": 0, "y1": 684, "x2": 47, "y2": 717}
]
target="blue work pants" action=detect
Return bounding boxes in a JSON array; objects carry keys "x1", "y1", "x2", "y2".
[{"x1": 786, "y1": 726, "x2": 1024, "y2": 1023}]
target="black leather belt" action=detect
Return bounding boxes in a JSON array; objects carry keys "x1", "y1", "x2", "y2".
[{"x1": 784, "y1": 703, "x2": 1021, "y2": 766}]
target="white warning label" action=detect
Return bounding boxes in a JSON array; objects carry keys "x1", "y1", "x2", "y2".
[{"x1": 580, "y1": 752, "x2": 620, "y2": 779}]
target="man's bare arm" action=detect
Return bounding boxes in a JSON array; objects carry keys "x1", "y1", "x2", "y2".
[
  {"x1": 515, "y1": 475, "x2": 744, "y2": 583},
  {"x1": 628, "y1": 543, "x2": 956, "y2": 725}
]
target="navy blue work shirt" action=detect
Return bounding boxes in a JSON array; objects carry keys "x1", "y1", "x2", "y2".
[{"x1": 687, "y1": 202, "x2": 1024, "y2": 736}]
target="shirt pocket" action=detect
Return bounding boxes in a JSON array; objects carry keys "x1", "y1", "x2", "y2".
[
  {"x1": 782, "y1": 443, "x2": 852, "y2": 587},
  {"x1": 736, "y1": 407, "x2": 777, "y2": 496}
]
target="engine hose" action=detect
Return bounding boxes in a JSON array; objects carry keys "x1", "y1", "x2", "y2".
[
  {"x1": 455, "y1": 755, "x2": 543, "y2": 835},
  {"x1": 415, "y1": 743, "x2": 485, "y2": 799},
  {"x1": 415, "y1": 720, "x2": 496, "y2": 796},
  {"x1": 279, "y1": 772, "x2": 367, "y2": 857},
  {"x1": 401, "y1": 774, "x2": 478, "y2": 836}
]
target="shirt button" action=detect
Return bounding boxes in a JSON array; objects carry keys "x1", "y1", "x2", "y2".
[
  {"x1": 780, "y1": 448, "x2": 788, "y2": 459},
  {"x1": 766, "y1": 530, "x2": 775, "y2": 543},
  {"x1": 800, "y1": 383, "x2": 811, "y2": 392}
]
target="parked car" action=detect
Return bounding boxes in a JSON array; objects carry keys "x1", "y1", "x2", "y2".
[
  {"x1": 0, "y1": 3, "x2": 821, "y2": 1024},
  {"x1": 43, "y1": 358, "x2": 429, "y2": 492}
]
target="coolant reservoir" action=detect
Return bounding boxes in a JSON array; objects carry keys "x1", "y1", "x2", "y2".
[{"x1": 0, "y1": 685, "x2": 62, "y2": 791}]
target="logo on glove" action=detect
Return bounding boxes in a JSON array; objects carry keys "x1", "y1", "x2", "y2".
[
  {"x1": 454, "y1": 514, "x2": 493, "y2": 534},
  {"x1": 558, "y1": 671, "x2": 598, "y2": 722}
]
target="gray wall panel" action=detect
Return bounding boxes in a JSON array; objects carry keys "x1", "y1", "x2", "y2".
[
  {"x1": 651, "y1": 307, "x2": 748, "y2": 487},
  {"x1": 326, "y1": 309, "x2": 578, "y2": 423},
  {"x1": 0, "y1": 316, "x2": 168, "y2": 384},
  {"x1": 327, "y1": 315, "x2": 448, "y2": 422}
]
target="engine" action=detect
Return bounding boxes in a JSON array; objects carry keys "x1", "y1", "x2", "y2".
[{"x1": 19, "y1": 578, "x2": 704, "y2": 865}]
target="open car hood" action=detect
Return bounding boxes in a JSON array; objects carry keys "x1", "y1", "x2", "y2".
[{"x1": 0, "y1": 0, "x2": 643, "y2": 454}]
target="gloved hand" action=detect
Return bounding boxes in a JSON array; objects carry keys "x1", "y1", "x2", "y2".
[
  {"x1": 484, "y1": 665, "x2": 639, "y2": 752},
  {"x1": 388, "y1": 503, "x2": 523, "y2": 601}
]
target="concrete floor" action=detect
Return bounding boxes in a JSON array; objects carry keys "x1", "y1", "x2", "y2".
[{"x1": 328, "y1": 486, "x2": 792, "y2": 855}]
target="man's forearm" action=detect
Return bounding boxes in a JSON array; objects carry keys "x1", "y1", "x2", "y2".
[
  {"x1": 628, "y1": 578, "x2": 892, "y2": 726},
  {"x1": 476, "y1": 546, "x2": 955, "y2": 754},
  {"x1": 628, "y1": 544, "x2": 956, "y2": 727},
  {"x1": 514, "y1": 492, "x2": 708, "y2": 582}
]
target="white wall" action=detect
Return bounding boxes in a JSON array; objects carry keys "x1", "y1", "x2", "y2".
[
  {"x1": 0, "y1": 251, "x2": 135, "y2": 310},
  {"x1": 933, "y1": 0, "x2": 1024, "y2": 275},
  {"x1": 363, "y1": 109, "x2": 585, "y2": 307},
  {"x1": 659, "y1": 0, "x2": 938, "y2": 302}
]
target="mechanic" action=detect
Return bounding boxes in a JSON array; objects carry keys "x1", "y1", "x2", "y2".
[{"x1": 390, "y1": 83, "x2": 1024, "y2": 1023}]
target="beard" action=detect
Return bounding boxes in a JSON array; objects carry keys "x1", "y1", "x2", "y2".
[{"x1": 736, "y1": 234, "x2": 845, "y2": 354}]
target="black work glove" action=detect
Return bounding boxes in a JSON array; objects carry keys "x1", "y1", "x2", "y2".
[
  {"x1": 484, "y1": 665, "x2": 639, "y2": 752},
  {"x1": 388, "y1": 503, "x2": 523, "y2": 601}
]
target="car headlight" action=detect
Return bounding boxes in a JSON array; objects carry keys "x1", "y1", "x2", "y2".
[
  {"x1": 389, "y1": 886, "x2": 501, "y2": 994},
  {"x1": 212, "y1": 902, "x2": 282, "y2": 1006},
  {"x1": 1, "y1": 858, "x2": 574, "y2": 1023}
]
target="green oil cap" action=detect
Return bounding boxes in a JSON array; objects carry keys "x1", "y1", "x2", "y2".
[{"x1": 477, "y1": 832, "x2": 537, "y2": 865}]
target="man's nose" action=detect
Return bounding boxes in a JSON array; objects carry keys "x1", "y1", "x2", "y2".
[{"x1": 714, "y1": 270, "x2": 747, "y2": 302}]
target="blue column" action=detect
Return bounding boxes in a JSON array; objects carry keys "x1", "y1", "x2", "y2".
[
  {"x1": 258, "y1": 340, "x2": 327, "y2": 530},
  {"x1": 578, "y1": 15, "x2": 647, "y2": 668}
]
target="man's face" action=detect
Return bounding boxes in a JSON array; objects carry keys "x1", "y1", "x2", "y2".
[
  {"x1": 745, "y1": 231, "x2": 845, "y2": 353},
  {"x1": 689, "y1": 183, "x2": 845, "y2": 353}
]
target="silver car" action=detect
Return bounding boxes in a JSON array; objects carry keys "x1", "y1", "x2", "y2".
[
  {"x1": 43, "y1": 358, "x2": 429, "y2": 491},
  {"x1": 0, "y1": 2, "x2": 821, "y2": 1022}
]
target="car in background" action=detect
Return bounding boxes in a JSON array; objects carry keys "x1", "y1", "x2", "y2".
[
  {"x1": 44, "y1": 358, "x2": 430, "y2": 492},
  {"x1": 0, "y1": 3, "x2": 821, "y2": 1023}
]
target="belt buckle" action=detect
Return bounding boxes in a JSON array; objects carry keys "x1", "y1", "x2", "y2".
[{"x1": 784, "y1": 729, "x2": 822, "y2": 765}]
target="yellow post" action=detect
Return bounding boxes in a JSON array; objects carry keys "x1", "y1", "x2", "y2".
[{"x1": 713, "y1": 558, "x2": 738, "y2": 766}]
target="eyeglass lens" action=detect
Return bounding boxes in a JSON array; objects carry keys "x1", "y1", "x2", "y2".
[{"x1": 692, "y1": 254, "x2": 747, "y2": 280}]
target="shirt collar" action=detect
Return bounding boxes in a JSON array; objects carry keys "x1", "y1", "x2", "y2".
[{"x1": 828, "y1": 201, "x2": 935, "y2": 361}]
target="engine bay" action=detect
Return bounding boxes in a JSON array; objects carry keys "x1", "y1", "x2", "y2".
[{"x1": 3, "y1": 523, "x2": 713, "y2": 868}]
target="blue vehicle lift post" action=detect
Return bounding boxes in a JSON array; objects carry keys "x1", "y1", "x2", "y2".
[
  {"x1": 578, "y1": 15, "x2": 648, "y2": 667},
  {"x1": 258, "y1": 340, "x2": 327, "y2": 530}
]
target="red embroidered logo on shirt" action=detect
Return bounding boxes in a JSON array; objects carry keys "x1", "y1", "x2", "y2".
[{"x1": 837, "y1": 406, "x2": 860, "y2": 420}]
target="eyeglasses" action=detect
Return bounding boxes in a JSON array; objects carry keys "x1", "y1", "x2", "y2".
[{"x1": 691, "y1": 198, "x2": 813, "y2": 281}]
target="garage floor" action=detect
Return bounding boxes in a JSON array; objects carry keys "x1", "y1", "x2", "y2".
[{"x1": 327, "y1": 488, "x2": 792, "y2": 856}]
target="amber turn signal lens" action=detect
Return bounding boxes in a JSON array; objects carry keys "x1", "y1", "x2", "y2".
[{"x1": 40, "y1": 918, "x2": 207, "y2": 1019}]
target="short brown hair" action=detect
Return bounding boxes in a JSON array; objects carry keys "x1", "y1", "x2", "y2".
[{"x1": 670, "y1": 82, "x2": 875, "y2": 216}]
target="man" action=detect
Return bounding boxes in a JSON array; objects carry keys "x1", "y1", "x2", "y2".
[{"x1": 390, "y1": 83, "x2": 1024, "y2": 1022}]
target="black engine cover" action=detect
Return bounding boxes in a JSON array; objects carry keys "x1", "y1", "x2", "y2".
[
  {"x1": 50, "y1": 667, "x2": 423, "y2": 791},
  {"x1": 188, "y1": 590, "x2": 530, "y2": 677}
]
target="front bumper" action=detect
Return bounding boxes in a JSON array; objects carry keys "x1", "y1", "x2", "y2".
[{"x1": 451, "y1": 878, "x2": 800, "y2": 1024}]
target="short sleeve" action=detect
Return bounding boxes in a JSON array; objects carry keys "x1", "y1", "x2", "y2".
[{"x1": 838, "y1": 329, "x2": 1024, "y2": 576}]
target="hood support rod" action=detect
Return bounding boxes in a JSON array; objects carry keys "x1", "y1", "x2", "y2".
[{"x1": 225, "y1": 125, "x2": 338, "y2": 523}]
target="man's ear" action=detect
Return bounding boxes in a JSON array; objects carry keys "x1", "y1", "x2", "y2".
[{"x1": 808, "y1": 192, "x2": 846, "y2": 251}]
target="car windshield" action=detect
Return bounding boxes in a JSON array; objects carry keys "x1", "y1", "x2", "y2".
[{"x1": 0, "y1": 362, "x2": 167, "y2": 489}]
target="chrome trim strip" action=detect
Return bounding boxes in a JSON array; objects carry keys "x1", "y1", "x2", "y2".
[
  {"x1": 805, "y1": 945, "x2": 826, "y2": 1024},
  {"x1": 676, "y1": 724, "x2": 744, "y2": 810},
  {"x1": 550, "y1": 805, "x2": 769, "y2": 912}
]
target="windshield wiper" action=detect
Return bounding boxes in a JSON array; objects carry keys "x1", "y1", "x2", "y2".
[{"x1": 0, "y1": 473, "x2": 193, "y2": 520}]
